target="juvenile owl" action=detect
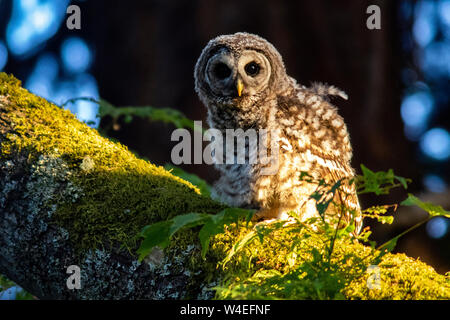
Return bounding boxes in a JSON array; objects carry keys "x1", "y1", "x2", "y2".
[{"x1": 194, "y1": 32, "x2": 362, "y2": 233}]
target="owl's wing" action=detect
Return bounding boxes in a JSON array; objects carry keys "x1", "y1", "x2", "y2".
[{"x1": 277, "y1": 88, "x2": 362, "y2": 233}]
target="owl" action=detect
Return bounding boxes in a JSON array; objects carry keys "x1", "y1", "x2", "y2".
[{"x1": 194, "y1": 32, "x2": 362, "y2": 234}]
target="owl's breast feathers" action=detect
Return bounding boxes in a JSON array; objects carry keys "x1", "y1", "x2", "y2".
[
  {"x1": 261, "y1": 87, "x2": 362, "y2": 231},
  {"x1": 208, "y1": 86, "x2": 362, "y2": 232}
]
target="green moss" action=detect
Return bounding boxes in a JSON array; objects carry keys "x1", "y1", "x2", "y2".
[
  {"x1": 0, "y1": 72, "x2": 224, "y2": 254},
  {"x1": 208, "y1": 222, "x2": 450, "y2": 299}
]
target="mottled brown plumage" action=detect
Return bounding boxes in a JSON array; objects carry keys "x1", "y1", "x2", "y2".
[{"x1": 194, "y1": 32, "x2": 362, "y2": 233}]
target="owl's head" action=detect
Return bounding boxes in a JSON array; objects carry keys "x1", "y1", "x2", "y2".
[{"x1": 194, "y1": 33, "x2": 290, "y2": 106}]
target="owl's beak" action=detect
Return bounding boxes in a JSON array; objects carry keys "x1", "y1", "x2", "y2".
[{"x1": 236, "y1": 79, "x2": 244, "y2": 97}]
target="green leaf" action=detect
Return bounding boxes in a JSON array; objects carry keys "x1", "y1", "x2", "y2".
[
  {"x1": 164, "y1": 164, "x2": 212, "y2": 197},
  {"x1": 137, "y1": 220, "x2": 172, "y2": 261},
  {"x1": 223, "y1": 230, "x2": 258, "y2": 266},
  {"x1": 357, "y1": 164, "x2": 410, "y2": 195},
  {"x1": 359, "y1": 164, "x2": 384, "y2": 195},
  {"x1": 363, "y1": 205, "x2": 396, "y2": 225},
  {"x1": 395, "y1": 175, "x2": 409, "y2": 190},
  {"x1": 364, "y1": 214, "x2": 394, "y2": 225},
  {"x1": 199, "y1": 220, "x2": 216, "y2": 259},
  {"x1": 360, "y1": 163, "x2": 376, "y2": 179},
  {"x1": 138, "y1": 213, "x2": 210, "y2": 261},
  {"x1": 245, "y1": 210, "x2": 254, "y2": 225},
  {"x1": 62, "y1": 97, "x2": 198, "y2": 131},
  {"x1": 169, "y1": 212, "x2": 210, "y2": 235},
  {"x1": 123, "y1": 114, "x2": 133, "y2": 123},
  {"x1": 137, "y1": 207, "x2": 252, "y2": 261},
  {"x1": 342, "y1": 223, "x2": 356, "y2": 236},
  {"x1": 378, "y1": 236, "x2": 399, "y2": 255},
  {"x1": 378, "y1": 215, "x2": 394, "y2": 224},
  {"x1": 401, "y1": 194, "x2": 450, "y2": 218}
]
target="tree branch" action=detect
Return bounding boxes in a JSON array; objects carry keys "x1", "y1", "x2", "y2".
[{"x1": 0, "y1": 73, "x2": 223, "y2": 299}]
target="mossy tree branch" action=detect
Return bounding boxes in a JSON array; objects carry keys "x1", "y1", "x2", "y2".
[
  {"x1": 0, "y1": 73, "x2": 449, "y2": 300},
  {"x1": 0, "y1": 73, "x2": 224, "y2": 299}
]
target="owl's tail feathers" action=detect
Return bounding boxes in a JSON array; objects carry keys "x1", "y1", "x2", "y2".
[{"x1": 309, "y1": 82, "x2": 348, "y2": 100}]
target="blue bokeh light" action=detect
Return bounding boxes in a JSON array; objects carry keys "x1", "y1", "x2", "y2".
[
  {"x1": 74, "y1": 73, "x2": 100, "y2": 126},
  {"x1": 423, "y1": 174, "x2": 447, "y2": 193},
  {"x1": 25, "y1": 52, "x2": 99, "y2": 128},
  {"x1": 0, "y1": 286, "x2": 23, "y2": 300},
  {"x1": 31, "y1": 3, "x2": 53, "y2": 33},
  {"x1": 413, "y1": 1, "x2": 437, "y2": 47},
  {"x1": 426, "y1": 217, "x2": 448, "y2": 239},
  {"x1": 61, "y1": 37, "x2": 92, "y2": 74},
  {"x1": 0, "y1": 41, "x2": 8, "y2": 70},
  {"x1": 421, "y1": 42, "x2": 450, "y2": 78},
  {"x1": 439, "y1": 0, "x2": 450, "y2": 26},
  {"x1": 401, "y1": 68, "x2": 418, "y2": 85},
  {"x1": 401, "y1": 91, "x2": 434, "y2": 140},
  {"x1": 420, "y1": 128, "x2": 450, "y2": 160},
  {"x1": 400, "y1": 1, "x2": 414, "y2": 21},
  {"x1": 53, "y1": 73, "x2": 100, "y2": 127},
  {"x1": 6, "y1": 0, "x2": 70, "y2": 56},
  {"x1": 25, "y1": 53, "x2": 59, "y2": 99},
  {"x1": 401, "y1": 91, "x2": 433, "y2": 127}
]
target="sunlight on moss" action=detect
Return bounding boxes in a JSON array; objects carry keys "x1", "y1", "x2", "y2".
[
  {"x1": 0, "y1": 72, "x2": 223, "y2": 254},
  {"x1": 208, "y1": 222, "x2": 450, "y2": 300}
]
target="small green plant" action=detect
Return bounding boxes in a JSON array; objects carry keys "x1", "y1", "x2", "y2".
[
  {"x1": 137, "y1": 164, "x2": 449, "y2": 299},
  {"x1": 137, "y1": 207, "x2": 255, "y2": 261},
  {"x1": 62, "y1": 97, "x2": 198, "y2": 132}
]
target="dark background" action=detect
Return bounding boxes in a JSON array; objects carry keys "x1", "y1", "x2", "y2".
[{"x1": 0, "y1": 0, "x2": 449, "y2": 275}]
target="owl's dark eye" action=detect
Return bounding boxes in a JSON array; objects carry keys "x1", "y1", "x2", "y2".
[
  {"x1": 244, "y1": 61, "x2": 260, "y2": 76},
  {"x1": 213, "y1": 63, "x2": 231, "y2": 80}
]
